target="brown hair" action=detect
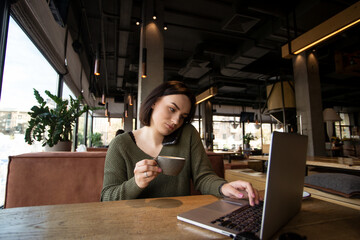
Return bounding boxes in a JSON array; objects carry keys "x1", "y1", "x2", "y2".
[
  {"x1": 139, "y1": 81, "x2": 196, "y2": 126},
  {"x1": 115, "y1": 129, "x2": 125, "y2": 136}
]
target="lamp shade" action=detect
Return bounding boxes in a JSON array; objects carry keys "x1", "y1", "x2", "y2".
[{"x1": 323, "y1": 108, "x2": 341, "y2": 122}]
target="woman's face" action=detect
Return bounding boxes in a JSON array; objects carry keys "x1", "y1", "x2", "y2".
[{"x1": 150, "y1": 94, "x2": 191, "y2": 136}]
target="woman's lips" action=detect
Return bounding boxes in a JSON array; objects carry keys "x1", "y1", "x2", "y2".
[{"x1": 165, "y1": 123, "x2": 175, "y2": 131}]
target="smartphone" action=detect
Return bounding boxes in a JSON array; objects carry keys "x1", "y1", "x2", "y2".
[{"x1": 162, "y1": 126, "x2": 184, "y2": 145}]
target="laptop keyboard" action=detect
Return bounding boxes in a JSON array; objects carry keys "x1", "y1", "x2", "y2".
[{"x1": 211, "y1": 201, "x2": 264, "y2": 233}]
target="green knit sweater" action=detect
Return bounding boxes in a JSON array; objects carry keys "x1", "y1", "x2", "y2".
[{"x1": 101, "y1": 124, "x2": 226, "y2": 201}]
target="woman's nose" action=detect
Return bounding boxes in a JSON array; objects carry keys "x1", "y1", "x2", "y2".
[{"x1": 171, "y1": 115, "x2": 181, "y2": 125}]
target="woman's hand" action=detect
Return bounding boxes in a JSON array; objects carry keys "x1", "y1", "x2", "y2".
[
  {"x1": 220, "y1": 180, "x2": 261, "y2": 206},
  {"x1": 134, "y1": 159, "x2": 162, "y2": 189}
]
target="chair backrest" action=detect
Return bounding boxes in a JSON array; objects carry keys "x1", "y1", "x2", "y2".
[
  {"x1": 5, "y1": 152, "x2": 106, "y2": 208},
  {"x1": 191, "y1": 152, "x2": 225, "y2": 195},
  {"x1": 87, "y1": 147, "x2": 108, "y2": 152},
  {"x1": 206, "y1": 152, "x2": 225, "y2": 178},
  {"x1": 5, "y1": 151, "x2": 225, "y2": 207}
]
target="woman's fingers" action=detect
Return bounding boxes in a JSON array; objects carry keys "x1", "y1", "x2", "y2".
[
  {"x1": 221, "y1": 181, "x2": 261, "y2": 206},
  {"x1": 136, "y1": 161, "x2": 162, "y2": 174},
  {"x1": 134, "y1": 159, "x2": 162, "y2": 188}
]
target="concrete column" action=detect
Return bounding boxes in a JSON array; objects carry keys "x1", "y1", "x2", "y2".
[
  {"x1": 293, "y1": 52, "x2": 326, "y2": 156},
  {"x1": 137, "y1": 0, "x2": 164, "y2": 128},
  {"x1": 201, "y1": 100, "x2": 213, "y2": 150}
]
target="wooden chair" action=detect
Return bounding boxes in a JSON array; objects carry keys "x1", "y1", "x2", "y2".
[{"x1": 191, "y1": 152, "x2": 225, "y2": 195}]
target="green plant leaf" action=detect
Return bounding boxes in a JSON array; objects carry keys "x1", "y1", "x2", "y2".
[{"x1": 25, "y1": 89, "x2": 97, "y2": 148}]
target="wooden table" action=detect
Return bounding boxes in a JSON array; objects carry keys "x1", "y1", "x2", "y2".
[
  {"x1": 225, "y1": 169, "x2": 360, "y2": 211},
  {"x1": 213, "y1": 150, "x2": 238, "y2": 163},
  {"x1": 306, "y1": 156, "x2": 360, "y2": 171},
  {"x1": 249, "y1": 155, "x2": 360, "y2": 173},
  {"x1": 1, "y1": 195, "x2": 360, "y2": 239}
]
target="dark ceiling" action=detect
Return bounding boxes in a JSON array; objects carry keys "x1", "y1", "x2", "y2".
[{"x1": 64, "y1": 0, "x2": 360, "y2": 110}]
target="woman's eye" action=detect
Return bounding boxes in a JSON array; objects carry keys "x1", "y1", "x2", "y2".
[{"x1": 169, "y1": 107, "x2": 175, "y2": 112}]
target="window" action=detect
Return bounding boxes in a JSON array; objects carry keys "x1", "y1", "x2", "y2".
[
  {"x1": 62, "y1": 82, "x2": 75, "y2": 100},
  {"x1": 213, "y1": 115, "x2": 242, "y2": 151},
  {"x1": 244, "y1": 122, "x2": 261, "y2": 149},
  {"x1": 335, "y1": 113, "x2": 351, "y2": 139},
  {"x1": 191, "y1": 118, "x2": 201, "y2": 133},
  {"x1": 77, "y1": 112, "x2": 87, "y2": 146},
  {"x1": 62, "y1": 83, "x2": 84, "y2": 149},
  {"x1": 92, "y1": 117, "x2": 124, "y2": 146},
  {"x1": 0, "y1": 18, "x2": 59, "y2": 205},
  {"x1": 262, "y1": 123, "x2": 272, "y2": 144},
  {"x1": 212, "y1": 114, "x2": 277, "y2": 151},
  {"x1": 87, "y1": 111, "x2": 93, "y2": 146}
]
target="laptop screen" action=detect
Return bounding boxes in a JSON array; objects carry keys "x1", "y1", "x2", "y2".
[{"x1": 260, "y1": 132, "x2": 308, "y2": 239}]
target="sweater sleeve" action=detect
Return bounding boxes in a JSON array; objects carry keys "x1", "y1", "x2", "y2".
[
  {"x1": 188, "y1": 126, "x2": 227, "y2": 197},
  {"x1": 101, "y1": 136, "x2": 144, "y2": 201}
]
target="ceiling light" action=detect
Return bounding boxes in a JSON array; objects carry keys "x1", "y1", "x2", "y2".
[
  {"x1": 153, "y1": 0, "x2": 157, "y2": 20},
  {"x1": 255, "y1": 114, "x2": 261, "y2": 129},
  {"x1": 101, "y1": 92, "x2": 106, "y2": 105},
  {"x1": 163, "y1": 23, "x2": 168, "y2": 31},
  {"x1": 282, "y1": 1, "x2": 360, "y2": 58},
  {"x1": 196, "y1": 86, "x2": 217, "y2": 104},
  {"x1": 105, "y1": 102, "x2": 108, "y2": 117},
  {"x1": 293, "y1": 19, "x2": 360, "y2": 55},
  {"x1": 141, "y1": 48, "x2": 147, "y2": 78},
  {"x1": 94, "y1": 45, "x2": 100, "y2": 76},
  {"x1": 232, "y1": 122, "x2": 239, "y2": 129},
  {"x1": 323, "y1": 108, "x2": 342, "y2": 122},
  {"x1": 124, "y1": 103, "x2": 129, "y2": 118},
  {"x1": 128, "y1": 94, "x2": 133, "y2": 106},
  {"x1": 323, "y1": 108, "x2": 342, "y2": 141},
  {"x1": 135, "y1": 18, "x2": 142, "y2": 26}
]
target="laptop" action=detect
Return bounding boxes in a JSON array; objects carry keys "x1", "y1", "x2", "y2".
[{"x1": 177, "y1": 131, "x2": 308, "y2": 240}]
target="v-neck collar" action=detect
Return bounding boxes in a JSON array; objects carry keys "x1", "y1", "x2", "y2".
[{"x1": 127, "y1": 131, "x2": 164, "y2": 159}]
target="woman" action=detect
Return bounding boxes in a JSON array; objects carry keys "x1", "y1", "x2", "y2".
[{"x1": 101, "y1": 81, "x2": 260, "y2": 206}]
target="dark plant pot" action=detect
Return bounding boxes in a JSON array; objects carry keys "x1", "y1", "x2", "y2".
[
  {"x1": 45, "y1": 141, "x2": 72, "y2": 151},
  {"x1": 244, "y1": 143, "x2": 250, "y2": 150}
]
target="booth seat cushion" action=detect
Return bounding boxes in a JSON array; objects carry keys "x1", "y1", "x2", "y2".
[
  {"x1": 304, "y1": 173, "x2": 360, "y2": 198},
  {"x1": 5, "y1": 152, "x2": 106, "y2": 208}
]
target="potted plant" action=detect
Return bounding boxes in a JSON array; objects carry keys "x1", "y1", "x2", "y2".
[
  {"x1": 25, "y1": 89, "x2": 92, "y2": 151},
  {"x1": 90, "y1": 132, "x2": 104, "y2": 147},
  {"x1": 243, "y1": 133, "x2": 255, "y2": 149},
  {"x1": 330, "y1": 136, "x2": 341, "y2": 147}
]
